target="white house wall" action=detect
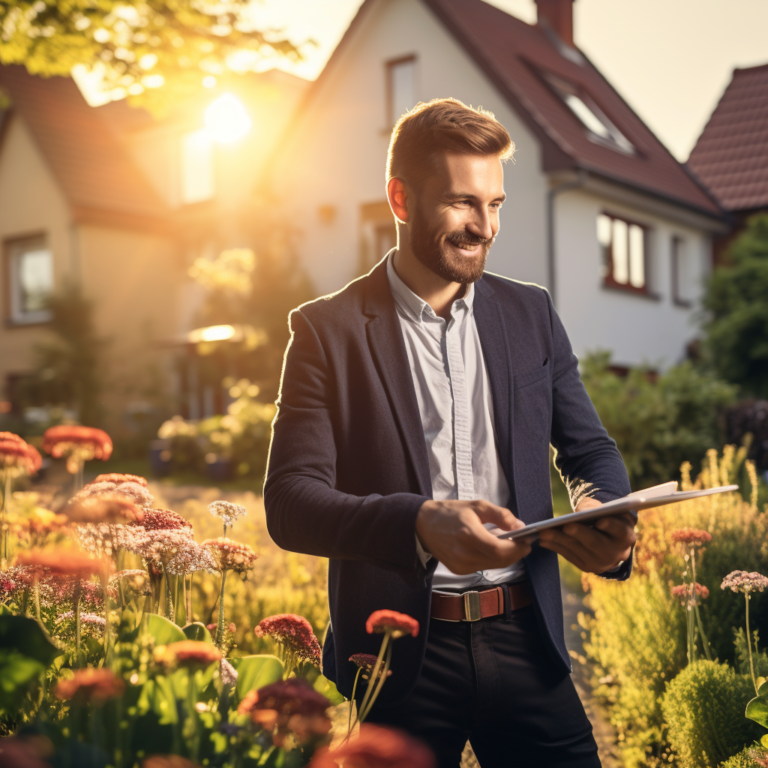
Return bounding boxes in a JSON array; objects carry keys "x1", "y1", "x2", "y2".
[
  {"x1": 270, "y1": 0, "x2": 548, "y2": 294},
  {"x1": 555, "y1": 187, "x2": 710, "y2": 369}
]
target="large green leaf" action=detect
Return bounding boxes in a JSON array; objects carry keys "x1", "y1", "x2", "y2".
[
  {"x1": 137, "y1": 677, "x2": 179, "y2": 725},
  {"x1": 183, "y1": 622, "x2": 213, "y2": 643},
  {"x1": 145, "y1": 614, "x2": 185, "y2": 646},
  {"x1": 0, "y1": 651, "x2": 45, "y2": 709},
  {"x1": 235, "y1": 655, "x2": 284, "y2": 700},
  {"x1": 312, "y1": 674, "x2": 345, "y2": 706},
  {"x1": 746, "y1": 694, "x2": 768, "y2": 729},
  {"x1": 0, "y1": 614, "x2": 60, "y2": 665}
]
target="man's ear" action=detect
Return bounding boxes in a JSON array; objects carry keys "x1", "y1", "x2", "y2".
[{"x1": 387, "y1": 177, "x2": 409, "y2": 224}]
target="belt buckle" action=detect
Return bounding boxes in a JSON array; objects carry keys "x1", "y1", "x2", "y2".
[{"x1": 463, "y1": 590, "x2": 482, "y2": 622}]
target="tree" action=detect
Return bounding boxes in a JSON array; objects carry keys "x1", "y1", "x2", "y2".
[
  {"x1": 0, "y1": 0, "x2": 304, "y2": 113},
  {"x1": 702, "y1": 214, "x2": 768, "y2": 398}
]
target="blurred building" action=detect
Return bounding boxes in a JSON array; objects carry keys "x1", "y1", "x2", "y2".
[
  {"x1": 261, "y1": 0, "x2": 728, "y2": 370},
  {"x1": 687, "y1": 62, "x2": 768, "y2": 263},
  {"x1": 0, "y1": 64, "x2": 307, "y2": 422}
]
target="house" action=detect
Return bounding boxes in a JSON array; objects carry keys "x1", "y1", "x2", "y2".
[
  {"x1": 261, "y1": 0, "x2": 727, "y2": 370},
  {"x1": 0, "y1": 64, "x2": 308, "y2": 424},
  {"x1": 687, "y1": 62, "x2": 768, "y2": 263}
]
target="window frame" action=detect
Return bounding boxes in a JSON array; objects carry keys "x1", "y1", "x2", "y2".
[
  {"x1": 3, "y1": 232, "x2": 54, "y2": 327},
  {"x1": 179, "y1": 128, "x2": 215, "y2": 206},
  {"x1": 671, "y1": 235, "x2": 692, "y2": 308},
  {"x1": 385, "y1": 54, "x2": 417, "y2": 128},
  {"x1": 598, "y1": 211, "x2": 655, "y2": 298}
]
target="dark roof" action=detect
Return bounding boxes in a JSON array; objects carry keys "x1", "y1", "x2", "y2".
[
  {"x1": 423, "y1": 0, "x2": 721, "y2": 217},
  {"x1": 686, "y1": 62, "x2": 768, "y2": 213},
  {"x1": 0, "y1": 65, "x2": 168, "y2": 222}
]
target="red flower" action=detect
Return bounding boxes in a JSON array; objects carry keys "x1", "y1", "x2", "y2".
[
  {"x1": 43, "y1": 425, "x2": 113, "y2": 460},
  {"x1": 155, "y1": 640, "x2": 222, "y2": 670},
  {"x1": 349, "y1": 653, "x2": 393, "y2": 680},
  {"x1": 670, "y1": 528, "x2": 712, "y2": 547},
  {"x1": 135, "y1": 509, "x2": 193, "y2": 532},
  {"x1": 309, "y1": 724, "x2": 436, "y2": 768},
  {"x1": 366, "y1": 610, "x2": 419, "y2": 639},
  {"x1": 237, "y1": 679, "x2": 331, "y2": 746},
  {"x1": 255, "y1": 614, "x2": 322, "y2": 666}
]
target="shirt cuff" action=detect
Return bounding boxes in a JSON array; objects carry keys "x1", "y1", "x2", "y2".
[{"x1": 415, "y1": 533, "x2": 432, "y2": 568}]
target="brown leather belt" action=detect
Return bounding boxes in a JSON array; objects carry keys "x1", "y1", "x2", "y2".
[{"x1": 430, "y1": 580, "x2": 533, "y2": 622}]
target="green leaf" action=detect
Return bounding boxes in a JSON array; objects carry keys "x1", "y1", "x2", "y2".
[
  {"x1": 138, "y1": 677, "x2": 179, "y2": 725},
  {"x1": 183, "y1": 622, "x2": 213, "y2": 643},
  {"x1": 746, "y1": 694, "x2": 768, "y2": 728},
  {"x1": 758, "y1": 679, "x2": 768, "y2": 697},
  {"x1": 312, "y1": 674, "x2": 345, "y2": 706},
  {"x1": 145, "y1": 614, "x2": 186, "y2": 646},
  {"x1": 0, "y1": 651, "x2": 45, "y2": 709},
  {"x1": 0, "y1": 615, "x2": 60, "y2": 665},
  {"x1": 762, "y1": 734, "x2": 768, "y2": 749},
  {"x1": 235, "y1": 655, "x2": 284, "y2": 701}
]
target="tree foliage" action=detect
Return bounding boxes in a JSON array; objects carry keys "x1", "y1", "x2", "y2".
[
  {"x1": 702, "y1": 213, "x2": 768, "y2": 398},
  {"x1": 0, "y1": 0, "x2": 303, "y2": 111}
]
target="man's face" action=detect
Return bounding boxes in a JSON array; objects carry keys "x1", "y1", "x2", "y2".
[{"x1": 406, "y1": 152, "x2": 505, "y2": 284}]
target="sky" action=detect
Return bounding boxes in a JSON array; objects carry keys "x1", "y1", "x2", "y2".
[{"x1": 245, "y1": 0, "x2": 768, "y2": 161}]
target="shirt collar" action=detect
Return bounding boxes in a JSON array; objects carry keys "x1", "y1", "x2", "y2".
[{"x1": 386, "y1": 251, "x2": 475, "y2": 322}]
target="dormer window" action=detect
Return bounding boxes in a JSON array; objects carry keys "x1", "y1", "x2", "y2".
[
  {"x1": 544, "y1": 72, "x2": 634, "y2": 154},
  {"x1": 386, "y1": 55, "x2": 416, "y2": 126},
  {"x1": 5, "y1": 234, "x2": 53, "y2": 325}
]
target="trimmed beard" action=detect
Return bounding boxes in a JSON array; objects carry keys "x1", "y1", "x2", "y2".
[{"x1": 407, "y1": 202, "x2": 492, "y2": 284}]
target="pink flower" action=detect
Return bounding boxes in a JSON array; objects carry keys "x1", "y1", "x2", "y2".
[
  {"x1": 93, "y1": 473, "x2": 148, "y2": 487},
  {"x1": 201, "y1": 537, "x2": 259, "y2": 574},
  {"x1": 366, "y1": 610, "x2": 419, "y2": 639},
  {"x1": 671, "y1": 583, "x2": 709, "y2": 605},
  {"x1": 670, "y1": 528, "x2": 712, "y2": 547},
  {"x1": 135, "y1": 509, "x2": 193, "y2": 532},
  {"x1": 74, "y1": 481, "x2": 154, "y2": 509},
  {"x1": 721, "y1": 570, "x2": 768, "y2": 594},
  {"x1": 255, "y1": 614, "x2": 322, "y2": 666}
]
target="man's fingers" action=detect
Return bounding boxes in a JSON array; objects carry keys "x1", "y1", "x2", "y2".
[{"x1": 471, "y1": 501, "x2": 524, "y2": 532}]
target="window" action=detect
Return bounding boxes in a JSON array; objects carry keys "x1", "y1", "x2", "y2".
[
  {"x1": 671, "y1": 235, "x2": 693, "y2": 307},
  {"x1": 597, "y1": 212, "x2": 649, "y2": 293},
  {"x1": 180, "y1": 129, "x2": 214, "y2": 204},
  {"x1": 5, "y1": 235, "x2": 53, "y2": 324},
  {"x1": 386, "y1": 56, "x2": 416, "y2": 126},
  {"x1": 545, "y1": 72, "x2": 634, "y2": 154}
]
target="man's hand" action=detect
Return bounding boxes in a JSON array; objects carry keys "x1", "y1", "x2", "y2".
[
  {"x1": 415, "y1": 499, "x2": 532, "y2": 575},
  {"x1": 538, "y1": 497, "x2": 636, "y2": 573}
]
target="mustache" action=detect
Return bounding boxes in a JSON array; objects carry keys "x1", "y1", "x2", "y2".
[{"x1": 445, "y1": 231, "x2": 492, "y2": 247}]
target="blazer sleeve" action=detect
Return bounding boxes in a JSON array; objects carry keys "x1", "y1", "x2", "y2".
[
  {"x1": 263, "y1": 308, "x2": 433, "y2": 588},
  {"x1": 545, "y1": 290, "x2": 635, "y2": 582}
]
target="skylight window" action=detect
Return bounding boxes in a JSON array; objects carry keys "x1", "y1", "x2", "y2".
[{"x1": 544, "y1": 72, "x2": 634, "y2": 154}]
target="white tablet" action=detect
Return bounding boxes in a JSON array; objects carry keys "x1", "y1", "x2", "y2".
[{"x1": 494, "y1": 482, "x2": 739, "y2": 542}]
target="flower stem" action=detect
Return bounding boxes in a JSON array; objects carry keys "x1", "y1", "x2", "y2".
[
  {"x1": 164, "y1": 567, "x2": 175, "y2": 623},
  {"x1": 348, "y1": 668, "x2": 362, "y2": 736},
  {"x1": 216, "y1": 570, "x2": 228, "y2": 648},
  {"x1": 74, "y1": 580, "x2": 82, "y2": 667},
  {"x1": 358, "y1": 641, "x2": 392, "y2": 724},
  {"x1": 187, "y1": 574, "x2": 193, "y2": 621},
  {"x1": 1, "y1": 471, "x2": 10, "y2": 566},
  {"x1": 187, "y1": 669, "x2": 200, "y2": 763},
  {"x1": 746, "y1": 593, "x2": 758, "y2": 694}
]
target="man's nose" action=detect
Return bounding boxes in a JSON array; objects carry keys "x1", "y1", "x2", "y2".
[{"x1": 467, "y1": 210, "x2": 495, "y2": 241}]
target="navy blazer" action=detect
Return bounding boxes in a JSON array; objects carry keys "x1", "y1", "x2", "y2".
[{"x1": 264, "y1": 256, "x2": 633, "y2": 706}]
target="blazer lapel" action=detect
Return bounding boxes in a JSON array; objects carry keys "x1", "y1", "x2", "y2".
[
  {"x1": 474, "y1": 278, "x2": 519, "y2": 517},
  {"x1": 364, "y1": 260, "x2": 433, "y2": 498}
]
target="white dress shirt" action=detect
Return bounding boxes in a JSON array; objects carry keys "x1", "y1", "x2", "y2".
[{"x1": 386, "y1": 252, "x2": 527, "y2": 591}]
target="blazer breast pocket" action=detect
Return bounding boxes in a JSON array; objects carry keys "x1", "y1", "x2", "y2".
[{"x1": 514, "y1": 357, "x2": 550, "y2": 390}]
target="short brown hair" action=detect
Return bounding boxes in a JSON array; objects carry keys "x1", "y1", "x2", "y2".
[{"x1": 386, "y1": 97, "x2": 515, "y2": 188}]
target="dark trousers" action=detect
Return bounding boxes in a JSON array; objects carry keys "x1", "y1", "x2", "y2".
[{"x1": 365, "y1": 596, "x2": 601, "y2": 768}]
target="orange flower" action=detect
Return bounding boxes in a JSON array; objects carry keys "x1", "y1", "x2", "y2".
[
  {"x1": 43, "y1": 426, "x2": 112, "y2": 471},
  {"x1": 237, "y1": 679, "x2": 331, "y2": 746},
  {"x1": 143, "y1": 756, "x2": 201, "y2": 768},
  {"x1": 0, "y1": 736, "x2": 51, "y2": 768},
  {"x1": 0, "y1": 434, "x2": 42, "y2": 476},
  {"x1": 54, "y1": 668, "x2": 124, "y2": 703},
  {"x1": 671, "y1": 582, "x2": 709, "y2": 605},
  {"x1": 94, "y1": 473, "x2": 148, "y2": 487},
  {"x1": 156, "y1": 640, "x2": 222, "y2": 670},
  {"x1": 309, "y1": 724, "x2": 436, "y2": 768},
  {"x1": 366, "y1": 610, "x2": 419, "y2": 639},
  {"x1": 62, "y1": 496, "x2": 144, "y2": 525},
  {"x1": 670, "y1": 528, "x2": 712, "y2": 547},
  {"x1": 15, "y1": 547, "x2": 109, "y2": 578},
  {"x1": 202, "y1": 537, "x2": 259, "y2": 573}
]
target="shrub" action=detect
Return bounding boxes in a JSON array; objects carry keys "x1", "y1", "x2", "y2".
[
  {"x1": 661, "y1": 660, "x2": 762, "y2": 768},
  {"x1": 580, "y1": 352, "x2": 737, "y2": 489},
  {"x1": 721, "y1": 745, "x2": 768, "y2": 768}
]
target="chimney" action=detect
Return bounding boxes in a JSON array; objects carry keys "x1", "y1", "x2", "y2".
[{"x1": 535, "y1": 0, "x2": 575, "y2": 46}]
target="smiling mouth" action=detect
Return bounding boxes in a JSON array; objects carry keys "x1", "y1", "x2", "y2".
[{"x1": 449, "y1": 240, "x2": 484, "y2": 254}]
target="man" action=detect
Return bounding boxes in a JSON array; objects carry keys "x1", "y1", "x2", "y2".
[{"x1": 264, "y1": 97, "x2": 637, "y2": 767}]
